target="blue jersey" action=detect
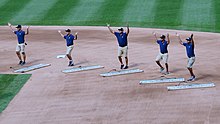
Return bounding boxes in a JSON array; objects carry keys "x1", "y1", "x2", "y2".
[
  {"x1": 183, "y1": 42, "x2": 195, "y2": 58},
  {"x1": 157, "y1": 40, "x2": 168, "y2": 54},
  {"x1": 114, "y1": 32, "x2": 128, "y2": 47},
  {"x1": 64, "y1": 34, "x2": 74, "y2": 46},
  {"x1": 14, "y1": 30, "x2": 25, "y2": 44}
]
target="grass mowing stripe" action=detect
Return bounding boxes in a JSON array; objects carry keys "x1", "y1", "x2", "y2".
[
  {"x1": 214, "y1": 0, "x2": 220, "y2": 32},
  {"x1": 152, "y1": 0, "x2": 182, "y2": 28},
  {"x1": 10, "y1": 0, "x2": 59, "y2": 25},
  {"x1": 90, "y1": 0, "x2": 130, "y2": 26},
  {"x1": 40, "y1": 0, "x2": 80, "y2": 25},
  {"x1": 180, "y1": 0, "x2": 215, "y2": 32},
  {"x1": 0, "y1": 0, "x2": 9, "y2": 8},
  {"x1": 0, "y1": 0, "x2": 31, "y2": 25},
  {"x1": 122, "y1": 0, "x2": 156, "y2": 27},
  {"x1": 0, "y1": 74, "x2": 31, "y2": 112},
  {"x1": 64, "y1": 0, "x2": 105, "y2": 25}
]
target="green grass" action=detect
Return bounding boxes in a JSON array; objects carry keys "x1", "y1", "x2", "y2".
[
  {"x1": 0, "y1": 74, "x2": 31, "y2": 112},
  {"x1": 0, "y1": 0, "x2": 219, "y2": 32}
]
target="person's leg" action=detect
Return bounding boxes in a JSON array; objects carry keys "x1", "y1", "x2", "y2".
[
  {"x1": 187, "y1": 57, "x2": 196, "y2": 81},
  {"x1": 156, "y1": 53, "x2": 164, "y2": 71},
  {"x1": 16, "y1": 45, "x2": 22, "y2": 64},
  {"x1": 66, "y1": 46, "x2": 74, "y2": 66},
  {"x1": 187, "y1": 67, "x2": 195, "y2": 77},
  {"x1": 16, "y1": 51, "x2": 22, "y2": 61},
  {"x1": 165, "y1": 63, "x2": 169, "y2": 72},
  {"x1": 123, "y1": 46, "x2": 128, "y2": 69},
  {"x1": 164, "y1": 53, "x2": 169, "y2": 73},
  {"x1": 118, "y1": 47, "x2": 124, "y2": 69}
]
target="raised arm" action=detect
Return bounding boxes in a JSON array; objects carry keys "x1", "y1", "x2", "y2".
[
  {"x1": 191, "y1": 34, "x2": 194, "y2": 46},
  {"x1": 8, "y1": 22, "x2": 15, "y2": 33},
  {"x1": 74, "y1": 32, "x2": 78, "y2": 40},
  {"x1": 176, "y1": 33, "x2": 183, "y2": 45},
  {"x1": 153, "y1": 32, "x2": 159, "y2": 41},
  {"x1": 167, "y1": 33, "x2": 170, "y2": 44},
  {"x1": 26, "y1": 26, "x2": 30, "y2": 35},
  {"x1": 126, "y1": 23, "x2": 130, "y2": 35},
  {"x1": 107, "y1": 23, "x2": 114, "y2": 34},
  {"x1": 58, "y1": 30, "x2": 64, "y2": 37}
]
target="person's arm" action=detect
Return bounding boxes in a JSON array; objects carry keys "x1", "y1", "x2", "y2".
[
  {"x1": 167, "y1": 33, "x2": 170, "y2": 45},
  {"x1": 8, "y1": 22, "x2": 15, "y2": 33},
  {"x1": 176, "y1": 33, "x2": 183, "y2": 45},
  {"x1": 107, "y1": 23, "x2": 114, "y2": 34},
  {"x1": 58, "y1": 30, "x2": 64, "y2": 37},
  {"x1": 74, "y1": 32, "x2": 78, "y2": 40},
  {"x1": 26, "y1": 26, "x2": 30, "y2": 35},
  {"x1": 191, "y1": 34, "x2": 194, "y2": 46},
  {"x1": 126, "y1": 23, "x2": 130, "y2": 35},
  {"x1": 153, "y1": 32, "x2": 158, "y2": 41}
]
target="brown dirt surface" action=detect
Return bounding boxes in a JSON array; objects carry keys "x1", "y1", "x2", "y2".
[{"x1": 0, "y1": 26, "x2": 220, "y2": 124}]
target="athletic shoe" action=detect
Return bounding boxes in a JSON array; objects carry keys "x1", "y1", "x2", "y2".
[
  {"x1": 160, "y1": 67, "x2": 164, "y2": 73},
  {"x1": 21, "y1": 61, "x2": 26, "y2": 66},
  {"x1": 18, "y1": 61, "x2": 23, "y2": 65},
  {"x1": 187, "y1": 76, "x2": 196, "y2": 81},
  {"x1": 68, "y1": 61, "x2": 74, "y2": 66},
  {"x1": 121, "y1": 64, "x2": 124, "y2": 69},
  {"x1": 124, "y1": 65, "x2": 128, "y2": 69},
  {"x1": 164, "y1": 72, "x2": 170, "y2": 75}
]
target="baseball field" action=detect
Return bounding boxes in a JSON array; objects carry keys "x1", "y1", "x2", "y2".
[{"x1": 0, "y1": 0, "x2": 220, "y2": 124}]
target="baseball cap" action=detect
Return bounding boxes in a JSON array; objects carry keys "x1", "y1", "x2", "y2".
[
  {"x1": 16, "y1": 25, "x2": 22, "y2": 28},
  {"x1": 160, "y1": 35, "x2": 166, "y2": 39},
  {"x1": 118, "y1": 28, "x2": 124, "y2": 31},
  {"x1": 186, "y1": 37, "x2": 192, "y2": 41},
  {"x1": 65, "y1": 29, "x2": 71, "y2": 32}
]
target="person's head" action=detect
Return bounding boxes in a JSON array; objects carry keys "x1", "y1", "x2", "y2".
[
  {"x1": 186, "y1": 37, "x2": 192, "y2": 43},
  {"x1": 160, "y1": 35, "x2": 166, "y2": 40},
  {"x1": 65, "y1": 29, "x2": 71, "y2": 34},
  {"x1": 118, "y1": 28, "x2": 124, "y2": 34},
  {"x1": 16, "y1": 25, "x2": 22, "y2": 31}
]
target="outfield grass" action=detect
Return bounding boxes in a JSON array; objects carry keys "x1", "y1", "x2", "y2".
[
  {"x1": 0, "y1": 74, "x2": 31, "y2": 112},
  {"x1": 0, "y1": 0, "x2": 219, "y2": 32}
]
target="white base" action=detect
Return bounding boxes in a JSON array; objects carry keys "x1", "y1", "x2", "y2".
[
  {"x1": 100, "y1": 69, "x2": 144, "y2": 77},
  {"x1": 56, "y1": 55, "x2": 66, "y2": 58},
  {"x1": 62, "y1": 65, "x2": 104, "y2": 73},
  {"x1": 167, "y1": 83, "x2": 215, "y2": 91},
  {"x1": 14, "y1": 64, "x2": 51, "y2": 73},
  {"x1": 140, "y1": 78, "x2": 185, "y2": 84}
]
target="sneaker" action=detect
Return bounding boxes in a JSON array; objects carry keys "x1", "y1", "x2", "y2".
[
  {"x1": 68, "y1": 61, "x2": 74, "y2": 66},
  {"x1": 187, "y1": 76, "x2": 196, "y2": 81},
  {"x1": 21, "y1": 61, "x2": 26, "y2": 66},
  {"x1": 164, "y1": 72, "x2": 170, "y2": 75},
  {"x1": 160, "y1": 67, "x2": 164, "y2": 73},
  {"x1": 18, "y1": 61, "x2": 23, "y2": 65},
  {"x1": 124, "y1": 65, "x2": 128, "y2": 69},
  {"x1": 120, "y1": 64, "x2": 124, "y2": 69},
  {"x1": 69, "y1": 63, "x2": 74, "y2": 66}
]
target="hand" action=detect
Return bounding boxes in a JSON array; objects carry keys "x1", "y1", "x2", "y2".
[
  {"x1": 8, "y1": 22, "x2": 11, "y2": 27},
  {"x1": 27, "y1": 26, "x2": 30, "y2": 29},
  {"x1": 75, "y1": 32, "x2": 78, "y2": 35},
  {"x1": 106, "y1": 23, "x2": 110, "y2": 27},
  {"x1": 58, "y1": 30, "x2": 61, "y2": 33},
  {"x1": 191, "y1": 34, "x2": 193, "y2": 38},
  {"x1": 176, "y1": 32, "x2": 180, "y2": 37},
  {"x1": 152, "y1": 32, "x2": 156, "y2": 36},
  {"x1": 167, "y1": 33, "x2": 169, "y2": 37}
]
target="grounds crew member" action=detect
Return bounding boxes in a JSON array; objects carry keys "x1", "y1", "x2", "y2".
[
  {"x1": 58, "y1": 29, "x2": 78, "y2": 66},
  {"x1": 8, "y1": 23, "x2": 29, "y2": 65},
  {"x1": 107, "y1": 23, "x2": 130, "y2": 69},
  {"x1": 176, "y1": 33, "x2": 196, "y2": 81}
]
